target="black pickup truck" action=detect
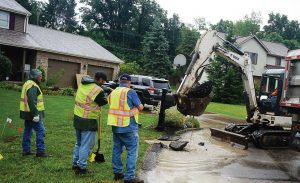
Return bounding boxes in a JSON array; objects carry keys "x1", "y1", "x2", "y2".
[{"x1": 103, "y1": 75, "x2": 171, "y2": 106}]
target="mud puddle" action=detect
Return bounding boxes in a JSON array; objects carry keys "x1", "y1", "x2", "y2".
[{"x1": 141, "y1": 114, "x2": 300, "y2": 183}]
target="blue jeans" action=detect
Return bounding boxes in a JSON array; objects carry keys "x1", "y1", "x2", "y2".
[
  {"x1": 112, "y1": 131, "x2": 139, "y2": 180},
  {"x1": 72, "y1": 130, "x2": 96, "y2": 169},
  {"x1": 22, "y1": 118, "x2": 45, "y2": 154}
]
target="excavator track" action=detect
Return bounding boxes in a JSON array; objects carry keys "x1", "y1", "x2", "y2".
[{"x1": 251, "y1": 130, "x2": 291, "y2": 149}]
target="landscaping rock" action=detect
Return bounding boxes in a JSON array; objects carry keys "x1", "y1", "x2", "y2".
[
  {"x1": 198, "y1": 142, "x2": 205, "y2": 146},
  {"x1": 158, "y1": 135, "x2": 181, "y2": 141},
  {"x1": 169, "y1": 141, "x2": 189, "y2": 151}
]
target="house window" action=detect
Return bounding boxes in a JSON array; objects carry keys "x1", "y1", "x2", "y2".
[
  {"x1": 275, "y1": 57, "x2": 281, "y2": 66},
  {"x1": 246, "y1": 52, "x2": 258, "y2": 65},
  {"x1": 0, "y1": 11, "x2": 9, "y2": 29}
]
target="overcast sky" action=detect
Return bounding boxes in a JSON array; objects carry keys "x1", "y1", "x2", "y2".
[
  {"x1": 155, "y1": 0, "x2": 299, "y2": 26},
  {"x1": 40, "y1": 0, "x2": 299, "y2": 26}
]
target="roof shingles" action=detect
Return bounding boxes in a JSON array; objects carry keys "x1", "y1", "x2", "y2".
[
  {"x1": 0, "y1": 25, "x2": 122, "y2": 64},
  {"x1": 0, "y1": 0, "x2": 31, "y2": 15}
]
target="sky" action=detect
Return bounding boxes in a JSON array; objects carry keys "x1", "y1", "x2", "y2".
[
  {"x1": 39, "y1": 0, "x2": 299, "y2": 26},
  {"x1": 155, "y1": 0, "x2": 299, "y2": 26}
]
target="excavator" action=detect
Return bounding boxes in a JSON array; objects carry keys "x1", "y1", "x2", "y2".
[{"x1": 173, "y1": 30, "x2": 300, "y2": 150}]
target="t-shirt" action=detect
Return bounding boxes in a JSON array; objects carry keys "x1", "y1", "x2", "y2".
[{"x1": 112, "y1": 86, "x2": 141, "y2": 133}]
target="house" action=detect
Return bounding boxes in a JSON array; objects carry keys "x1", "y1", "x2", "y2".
[
  {"x1": 200, "y1": 32, "x2": 289, "y2": 85},
  {"x1": 0, "y1": 0, "x2": 122, "y2": 88}
]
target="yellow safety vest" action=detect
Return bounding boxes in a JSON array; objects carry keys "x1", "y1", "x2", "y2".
[
  {"x1": 74, "y1": 83, "x2": 103, "y2": 119},
  {"x1": 20, "y1": 80, "x2": 45, "y2": 112},
  {"x1": 107, "y1": 87, "x2": 139, "y2": 127}
]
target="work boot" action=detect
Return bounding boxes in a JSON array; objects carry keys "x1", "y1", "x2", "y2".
[
  {"x1": 22, "y1": 152, "x2": 34, "y2": 156},
  {"x1": 75, "y1": 168, "x2": 92, "y2": 175},
  {"x1": 124, "y1": 178, "x2": 144, "y2": 183},
  {"x1": 114, "y1": 173, "x2": 124, "y2": 181},
  {"x1": 72, "y1": 165, "x2": 80, "y2": 171},
  {"x1": 36, "y1": 152, "x2": 53, "y2": 157}
]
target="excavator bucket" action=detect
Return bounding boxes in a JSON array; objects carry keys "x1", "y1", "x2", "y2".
[
  {"x1": 175, "y1": 81, "x2": 213, "y2": 116},
  {"x1": 210, "y1": 128, "x2": 249, "y2": 149}
]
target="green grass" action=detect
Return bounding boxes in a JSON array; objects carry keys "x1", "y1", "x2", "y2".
[
  {"x1": 206, "y1": 102, "x2": 246, "y2": 119},
  {"x1": 0, "y1": 88, "x2": 160, "y2": 183}
]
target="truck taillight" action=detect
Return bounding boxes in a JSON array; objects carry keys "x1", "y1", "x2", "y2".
[{"x1": 147, "y1": 88, "x2": 155, "y2": 94}]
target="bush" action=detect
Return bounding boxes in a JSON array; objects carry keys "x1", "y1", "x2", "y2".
[
  {"x1": 60, "y1": 87, "x2": 74, "y2": 96},
  {"x1": 164, "y1": 107, "x2": 200, "y2": 129},
  {"x1": 47, "y1": 69, "x2": 64, "y2": 87},
  {"x1": 119, "y1": 61, "x2": 142, "y2": 75},
  {"x1": 37, "y1": 66, "x2": 46, "y2": 82},
  {"x1": 0, "y1": 54, "x2": 12, "y2": 81},
  {"x1": 0, "y1": 82, "x2": 22, "y2": 92}
]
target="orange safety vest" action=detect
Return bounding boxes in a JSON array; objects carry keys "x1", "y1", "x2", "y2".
[
  {"x1": 107, "y1": 87, "x2": 139, "y2": 127},
  {"x1": 74, "y1": 83, "x2": 103, "y2": 119}
]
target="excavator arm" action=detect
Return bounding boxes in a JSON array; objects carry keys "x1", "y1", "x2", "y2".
[{"x1": 176, "y1": 30, "x2": 258, "y2": 122}]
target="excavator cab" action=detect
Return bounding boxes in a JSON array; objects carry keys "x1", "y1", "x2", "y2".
[{"x1": 257, "y1": 69, "x2": 285, "y2": 116}]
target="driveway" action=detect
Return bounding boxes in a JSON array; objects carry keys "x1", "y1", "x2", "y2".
[{"x1": 140, "y1": 113, "x2": 300, "y2": 183}]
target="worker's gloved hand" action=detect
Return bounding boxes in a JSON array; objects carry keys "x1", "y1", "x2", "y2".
[{"x1": 33, "y1": 115, "x2": 40, "y2": 123}]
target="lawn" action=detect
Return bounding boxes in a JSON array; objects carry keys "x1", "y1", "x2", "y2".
[
  {"x1": 0, "y1": 88, "x2": 161, "y2": 183},
  {"x1": 206, "y1": 102, "x2": 246, "y2": 119}
]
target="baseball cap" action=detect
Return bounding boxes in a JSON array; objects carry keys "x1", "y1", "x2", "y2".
[
  {"x1": 29, "y1": 69, "x2": 42, "y2": 79},
  {"x1": 120, "y1": 74, "x2": 131, "y2": 81}
]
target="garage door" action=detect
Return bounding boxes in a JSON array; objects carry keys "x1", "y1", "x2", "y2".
[
  {"x1": 48, "y1": 59, "x2": 80, "y2": 88},
  {"x1": 87, "y1": 65, "x2": 114, "y2": 81}
]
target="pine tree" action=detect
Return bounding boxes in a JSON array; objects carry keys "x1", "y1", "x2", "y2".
[
  {"x1": 206, "y1": 55, "x2": 244, "y2": 104},
  {"x1": 142, "y1": 19, "x2": 171, "y2": 78}
]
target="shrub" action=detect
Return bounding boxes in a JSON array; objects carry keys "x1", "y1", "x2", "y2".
[
  {"x1": 60, "y1": 87, "x2": 74, "y2": 96},
  {"x1": 37, "y1": 66, "x2": 46, "y2": 82},
  {"x1": 119, "y1": 61, "x2": 142, "y2": 75},
  {"x1": 0, "y1": 54, "x2": 12, "y2": 81},
  {"x1": 47, "y1": 69, "x2": 64, "y2": 87},
  {"x1": 164, "y1": 107, "x2": 186, "y2": 129}
]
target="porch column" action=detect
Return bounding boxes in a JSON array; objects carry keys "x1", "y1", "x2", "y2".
[{"x1": 22, "y1": 49, "x2": 26, "y2": 81}]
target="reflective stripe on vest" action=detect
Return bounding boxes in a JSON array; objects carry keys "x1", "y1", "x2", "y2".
[
  {"x1": 20, "y1": 80, "x2": 45, "y2": 112},
  {"x1": 74, "y1": 83, "x2": 102, "y2": 119},
  {"x1": 107, "y1": 87, "x2": 139, "y2": 127}
]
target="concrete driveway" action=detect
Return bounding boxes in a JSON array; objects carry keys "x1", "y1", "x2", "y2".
[{"x1": 140, "y1": 113, "x2": 300, "y2": 183}]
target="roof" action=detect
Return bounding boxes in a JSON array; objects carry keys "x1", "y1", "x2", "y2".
[
  {"x1": 261, "y1": 40, "x2": 289, "y2": 58},
  {"x1": 235, "y1": 35, "x2": 288, "y2": 57},
  {"x1": 0, "y1": 0, "x2": 31, "y2": 16},
  {"x1": 0, "y1": 25, "x2": 123, "y2": 64}
]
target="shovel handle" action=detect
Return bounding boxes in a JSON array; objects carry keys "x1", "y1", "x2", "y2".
[{"x1": 98, "y1": 110, "x2": 101, "y2": 140}]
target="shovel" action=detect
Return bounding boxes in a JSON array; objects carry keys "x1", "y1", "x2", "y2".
[{"x1": 90, "y1": 111, "x2": 105, "y2": 163}]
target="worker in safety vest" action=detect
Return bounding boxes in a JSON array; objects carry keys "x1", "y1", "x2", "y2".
[
  {"x1": 72, "y1": 72, "x2": 108, "y2": 174},
  {"x1": 20, "y1": 69, "x2": 51, "y2": 157},
  {"x1": 107, "y1": 74, "x2": 144, "y2": 183}
]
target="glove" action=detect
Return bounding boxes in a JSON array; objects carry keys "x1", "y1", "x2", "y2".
[{"x1": 33, "y1": 115, "x2": 40, "y2": 123}]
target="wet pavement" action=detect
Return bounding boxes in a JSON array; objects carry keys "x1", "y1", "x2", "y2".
[{"x1": 141, "y1": 113, "x2": 300, "y2": 183}]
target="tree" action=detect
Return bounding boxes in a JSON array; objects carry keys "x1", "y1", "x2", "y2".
[
  {"x1": 16, "y1": 0, "x2": 45, "y2": 25},
  {"x1": 41, "y1": 0, "x2": 78, "y2": 33},
  {"x1": 263, "y1": 32, "x2": 284, "y2": 43},
  {"x1": 194, "y1": 17, "x2": 209, "y2": 31},
  {"x1": 165, "y1": 14, "x2": 183, "y2": 59},
  {"x1": 142, "y1": 19, "x2": 171, "y2": 78},
  {"x1": 176, "y1": 26, "x2": 200, "y2": 61},
  {"x1": 263, "y1": 12, "x2": 300, "y2": 49},
  {"x1": 233, "y1": 12, "x2": 262, "y2": 36},
  {"x1": 81, "y1": 0, "x2": 136, "y2": 41},
  {"x1": 210, "y1": 19, "x2": 234, "y2": 34},
  {"x1": 206, "y1": 55, "x2": 244, "y2": 104},
  {"x1": 119, "y1": 61, "x2": 142, "y2": 75}
]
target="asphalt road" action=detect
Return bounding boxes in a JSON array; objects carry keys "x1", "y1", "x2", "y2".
[{"x1": 140, "y1": 113, "x2": 300, "y2": 183}]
